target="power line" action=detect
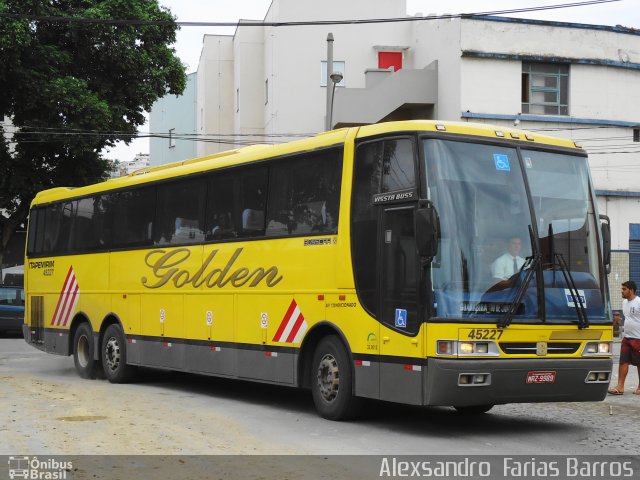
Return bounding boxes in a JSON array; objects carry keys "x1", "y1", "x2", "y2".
[{"x1": 0, "y1": 0, "x2": 623, "y2": 27}]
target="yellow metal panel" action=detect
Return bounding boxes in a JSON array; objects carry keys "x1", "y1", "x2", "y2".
[
  {"x1": 236, "y1": 293, "x2": 325, "y2": 347},
  {"x1": 184, "y1": 293, "x2": 234, "y2": 342},
  {"x1": 549, "y1": 330, "x2": 604, "y2": 340}
]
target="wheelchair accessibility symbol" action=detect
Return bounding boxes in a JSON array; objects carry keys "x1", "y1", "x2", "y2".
[
  {"x1": 395, "y1": 308, "x2": 407, "y2": 328},
  {"x1": 493, "y1": 153, "x2": 511, "y2": 172}
]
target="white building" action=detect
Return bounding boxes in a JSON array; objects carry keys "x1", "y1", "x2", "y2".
[
  {"x1": 110, "y1": 153, "x2": 150, "y2": 178},
  {"x1": 149, "y1": 0, "x2": 640, "y2": 307}
]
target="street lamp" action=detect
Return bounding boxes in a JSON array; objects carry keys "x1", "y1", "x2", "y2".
[{"x1": 328, "y1": 71, "x2": 343, "y2": 131}]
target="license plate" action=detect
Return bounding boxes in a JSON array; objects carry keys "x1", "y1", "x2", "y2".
[{"x1": 526, "y1": 371, "x2": 556, "y2": 384}]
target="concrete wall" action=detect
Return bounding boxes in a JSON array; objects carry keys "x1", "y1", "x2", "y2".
[
  {"x1": 261, "y1": 0, "x2": 412, "y2": 138},
  {"x1": 460, "y1": 57, "x2": 521, "y2": 116},
  {"x1": 234, "y1": 24, "x2": 265, "y2": 144},
  {"x1": 570, "y1": 64, "x2": 640, "y2": 123},
  {"x1": 149, "y1": 73, "x2": 197, "y2": 166},
  {"x1": 197, "y1": 35, "x2": 235, "y2": 157},
  {"x1": 411, "y1": 17, "x2": 462, "y2": 119},
  {"x1": 460, "y1": 17, "x2": 640, "y2": 63}
]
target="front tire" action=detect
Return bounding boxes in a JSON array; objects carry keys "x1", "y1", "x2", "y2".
[
  {"x1": 311, "y1": 335, "x2": 360, "y2": 420},
  {"x1": 102, "y1": 324, "x2": 135, "y2": 383},
  {"x1": 73, "y1": 322, "x2": 99, "y2": 379}
]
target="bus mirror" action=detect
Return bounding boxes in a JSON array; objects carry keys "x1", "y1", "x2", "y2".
[
  {"x1": 599, "y1": 214, "x2": 611, "y2": 274},
  {"x1": 416, "y1": 204, "x2": 439, "y2": 258}
]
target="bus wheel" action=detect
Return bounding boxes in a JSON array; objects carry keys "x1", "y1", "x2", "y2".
[
  {"x1": 102, "y1": 324, "x2": 134, "y2": 383},
  {"x1": 453, "y1": 404, "x2": 494, "y2": 414},
  {"x1": 311, "y1": 335, "x2": 360, "y2": 420},
  {"x1": 73, "y1": 322, "x2": 98, "y2": 379}
]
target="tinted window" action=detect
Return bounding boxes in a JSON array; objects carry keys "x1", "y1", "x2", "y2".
[
  {"x1": 206, "y1": 172, "x2": 237, "y2": 240},
  {"x1": 72, "y1": 196, "x2": 111, "y2": 251},
  {"x1": 155, "y1": 178, "x2": 206, "y2": 245},
  {"x1": 0, "y1": 287, "x2": 24, "y2": 306},
  {"x1": 351, "y1": 141, "x2": 384, "y2": 316},
  {"x1": 238, "y1": 168, "x2": 268, "y2": 238},
  {"x1": 381, "y1": 139, "x2": 415, "y2": 192},
  {"x1": 112, "y1": 188, "x2": 155, "y2": 248},
  {"x1": 42, "y1": 201, "x2": 75, "y2": 254},
  {"x1": 27, "y1": 209, "x2": 44, "y2": 255},
  {"x1": 266, "y1": 149, "x2": 342, "y2": 237}
]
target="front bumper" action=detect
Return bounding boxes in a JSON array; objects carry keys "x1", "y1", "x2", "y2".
[{"x1": 425, "y1": 357, "x2": 612, "y2": 406}]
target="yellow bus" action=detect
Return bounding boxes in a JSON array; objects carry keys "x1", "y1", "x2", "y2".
[{"x1": 24, "y1": 120, "x2": 613, "y2": 419}]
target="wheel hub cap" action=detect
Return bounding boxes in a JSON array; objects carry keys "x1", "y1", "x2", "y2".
[
  {"x1": 317, "y1": 353, "x2": 339, "y2": 402},
  {"x1": 105, "y1": 336, "x2": 121, "y2": 372}
]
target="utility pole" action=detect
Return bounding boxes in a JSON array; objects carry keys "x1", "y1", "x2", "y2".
[{"x1": 325, "y1": 33, "x2": 334, "y2": 131}]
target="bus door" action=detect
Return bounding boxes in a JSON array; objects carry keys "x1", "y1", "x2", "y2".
[{"x1": 379, "y1": 205, "x2": 424, "y2": 404}]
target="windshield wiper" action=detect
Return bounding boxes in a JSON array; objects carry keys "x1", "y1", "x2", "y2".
[
  {"x1": 498, "y1": 226, "x2": 540, "y2": 329},
  {"x1": 554, "y1": 253, "x2": 589, "y2": 329},
  {"x1": 497, "y1": 253, "x2": 540, "y2": 328}
]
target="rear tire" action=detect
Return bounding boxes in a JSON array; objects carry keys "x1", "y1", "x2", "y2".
[
  {"x1": 311, "y1": 335, "x2": 361, "y2": 420},
  {"x1": 73, "y1": 322, "x2": 99, "y2": 379},
  {"x1": 102, "y1": 324, "x2": 135, "y2": 383},
  {"x1": 453, "y1": 404, "x2": 494, "y2": 414}
]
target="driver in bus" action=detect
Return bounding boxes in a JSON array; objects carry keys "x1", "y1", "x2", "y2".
[{"x1": 490, "y1": 236, "x2": 526, "y2": 287}]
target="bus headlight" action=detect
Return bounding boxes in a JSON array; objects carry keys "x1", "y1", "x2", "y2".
[
  {"x1": 583, "y1": 342, "x2": 612, "y2": 356},
  {"x1": 459, "y1": 342, "x2": 489, "y2": 354},
  {"x1": 436, "y1": 340, "x2": 498, "y2": 357},
  {"x1": 437, "y1": 340, "x2": 456, "y2": 355}
]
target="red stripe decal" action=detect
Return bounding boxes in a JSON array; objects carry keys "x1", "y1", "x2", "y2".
[
  {"x1": 60, "y1": 282, "x2": 79, "y2": 327},
  {"x1": 51, "y1": 267, "x2": 74, "y2": 325},
  {"x1": 285, "y1": 310, "x2": 306, "y2": 343},
  {"x1": 273, "y1": 299, "x2": 297, "y2": 341},
  {"x1": 54, "y1": 278, "x2": 75, "y2": 327}
]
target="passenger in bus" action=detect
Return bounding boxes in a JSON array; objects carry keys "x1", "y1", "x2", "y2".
[
  {"x1": 490, "y1": 236, "x2": 526, "y2": 286},
  {"x1": 209, "y1": 212, "x2": 234, "y2": 239}
]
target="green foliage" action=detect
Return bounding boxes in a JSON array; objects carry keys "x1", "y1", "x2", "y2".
[{"x1": 0, "y1": 0, "x2": 186, "y2": 256}]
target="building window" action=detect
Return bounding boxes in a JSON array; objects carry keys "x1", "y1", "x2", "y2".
[
  {"x1": 634, "y1": 128, "x2": 639, "y2": 142},
  {"x1": 169, "y1": 128, "x2": 176, "y2": 148},
  {"x1": 522, "y1": 62, "x2": 569, "y2": 115},
  {"x1": 320, "y1": 61, "x2": 345, "y2": 87},
  {"x1": 378, "y1": 51, "x2": 402, "y2": 71},
  {"x1": 265, "y1": 79, "x2": 268, "y2": 105},
  {"x1": 236, "y1": 88, "x2": 240, "y2": 113}
]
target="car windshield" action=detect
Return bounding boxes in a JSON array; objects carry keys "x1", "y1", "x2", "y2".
[
  {"x1": 423, "y1": 139, "x2": 605, "y2": 322},
  {"x1": 0, "y1": 287, "x2": 24, "y2": 306}
]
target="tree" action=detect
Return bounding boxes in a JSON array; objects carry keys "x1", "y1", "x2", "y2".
[{"x1": 0, "y1": 0, "x2": 186, "y2": 264}]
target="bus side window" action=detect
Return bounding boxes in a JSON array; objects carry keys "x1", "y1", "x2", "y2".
[
  {"x1": 112, "y1": 188, "x2": 155, "y2": 248},
  {"x1": 238, "y1": 168, "x2": 268, "y2": 238},
  {"x1": 266, "y1": 148, "x2": 342, "y2": 237},
  {"x1": 206, "y1": 172, "x2": 237, "y2": 240},
  {"x1": 155, "y1": 178, "x2": 206, "y2": 246}
]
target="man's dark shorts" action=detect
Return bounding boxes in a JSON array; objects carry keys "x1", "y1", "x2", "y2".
[{"x1": 620, "y1": 337, "x2": 640, "y2": 366}]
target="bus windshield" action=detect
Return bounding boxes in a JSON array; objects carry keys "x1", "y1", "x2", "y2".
[{"x1": 423, "y1": 139, "x2": 605, "y2": 323}]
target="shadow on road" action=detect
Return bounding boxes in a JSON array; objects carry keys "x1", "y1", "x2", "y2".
[{"x1": 130, "y1": 368, "x2": 580, "y2": 438}]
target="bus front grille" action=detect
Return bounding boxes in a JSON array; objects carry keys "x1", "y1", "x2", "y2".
[{"x1": 499, "y1": 342, "x2": 580, "y2": 355}]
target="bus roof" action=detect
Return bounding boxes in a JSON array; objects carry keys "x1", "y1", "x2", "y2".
[{"x1": 31, "y1": 120, "x2": 581, "y2": 207}]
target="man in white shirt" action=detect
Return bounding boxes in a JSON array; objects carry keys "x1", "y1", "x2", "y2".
[
  {"x1": 608, "y1": 280, "x2": 640, "y2": 395},
  {"x1": 491, "y1": 237, "x2": 526, "y2": 283}
]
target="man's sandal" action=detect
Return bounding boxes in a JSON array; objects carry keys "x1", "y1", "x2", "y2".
[{"x1": 608, "y1": 387, "x2": 624, "y2": 395}]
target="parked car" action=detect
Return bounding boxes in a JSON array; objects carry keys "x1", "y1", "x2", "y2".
[{"x1": 0, "y1": 285, "x2": 25, "y2": 335}]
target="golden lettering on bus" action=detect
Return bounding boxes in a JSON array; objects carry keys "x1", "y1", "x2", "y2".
[{"x1": 141, "y1": 247, "x2": 283, "y2": 289}]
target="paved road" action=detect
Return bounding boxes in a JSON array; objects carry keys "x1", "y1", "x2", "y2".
[{"x1": 1, "y1": 336, "x2": 638, "y2": 457}]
